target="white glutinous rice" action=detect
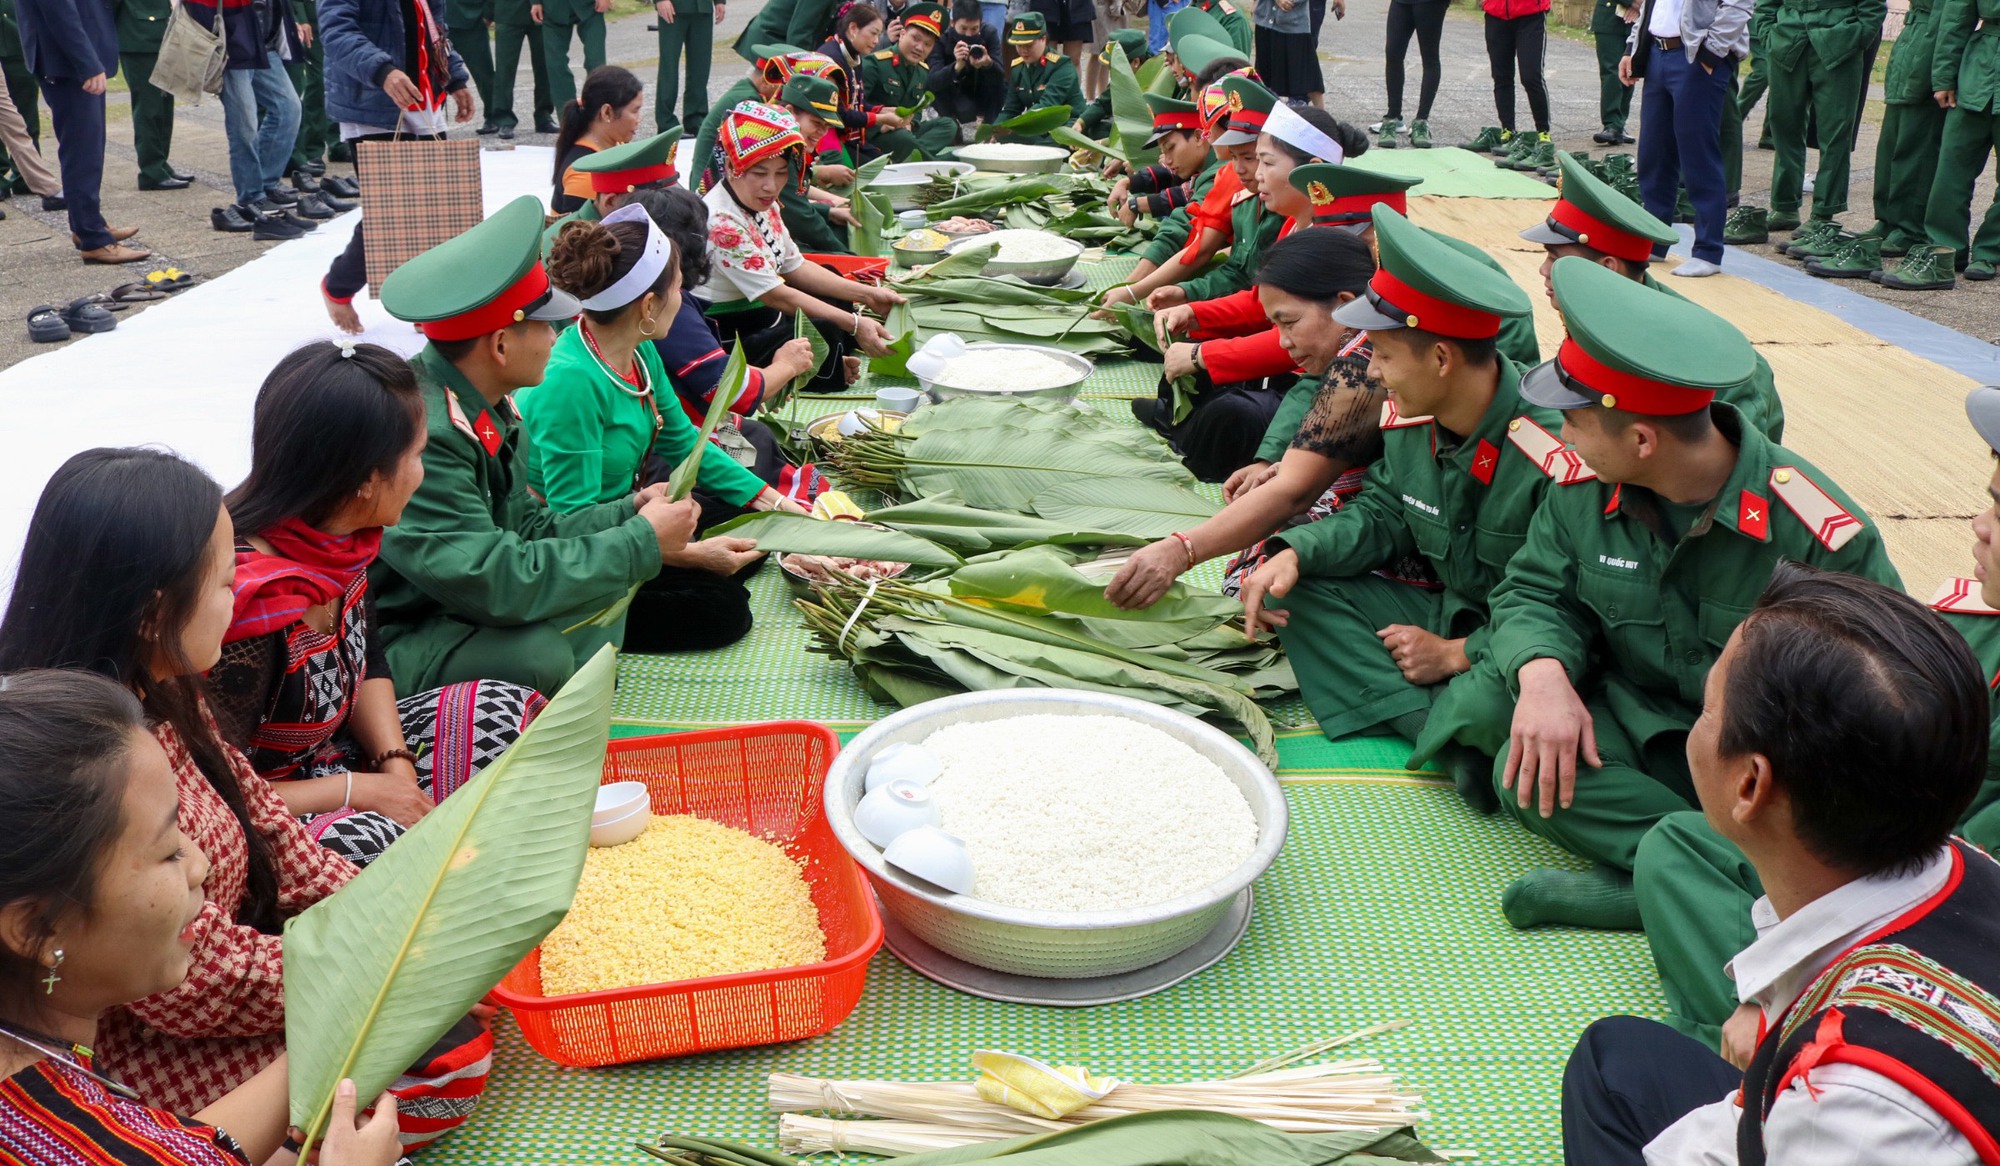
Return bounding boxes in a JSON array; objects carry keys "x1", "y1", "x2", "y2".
[
  {"x1": 929, "y1": 347, "x2": 1079, "y2": 392},
  {"x1": 955, "y1": 143, "x2": 1068, "y2": 163},
  {"x1": 952, "y1": 229, "x2": 1079, "y2": 263},
  {"x1": 920, "y1": 714, "x2": 1258, "y2": 911}
]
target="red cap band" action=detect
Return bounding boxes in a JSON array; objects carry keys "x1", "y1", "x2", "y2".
[
  {"x1": 588, "y1": 160, "x2": 677, "y2": 193},
  {"x1": 1557, "y1": 336, "x2": 1714, "y2": 415},
  {"x1": 420, "y1": 264, "x2": 559, "y2": 341},
  {"x1": 1548, "y1": 199, "x2": 1654, "y2": 263},
  {"x1": 1151, "y1": 110, "x2": 1203, "y2": 135},
  {"x1": 1371, "y1": 267, "x2": 1502, "y2": 339},
  {"x1": 1311, "y1": 190, "x2": 1408, "y2": 226},
  {"x1": 1226, "y1": 107, "x2": 1268, "y2": 135},
  {"x1": 907, "y1": 11, "x2": 943, "y2": 35}
]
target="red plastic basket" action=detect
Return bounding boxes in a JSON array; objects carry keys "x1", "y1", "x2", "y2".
[
  {"x1": 489, "y1": 723, "x2": 882, "y2": 1067},
  {"x1": 804, "y1": 252, "x2": 890, "y2": 285}
]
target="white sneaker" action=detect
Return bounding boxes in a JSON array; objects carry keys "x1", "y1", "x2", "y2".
[
  {"x1": 1804, "y1": 174, "x2": 1816, "y2": 194},
  {"x1": 1671, "y1": 258, "x2": 1723, "y2": 278}
]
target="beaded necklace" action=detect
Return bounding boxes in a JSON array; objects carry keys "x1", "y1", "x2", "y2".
[{"x1": 577, "y1": 320, "x2": 667, "y2": 491}]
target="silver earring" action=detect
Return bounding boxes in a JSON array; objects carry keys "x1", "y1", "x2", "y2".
[{"x1": 42, "y1": 949, "x2": 63, "y2": 995}]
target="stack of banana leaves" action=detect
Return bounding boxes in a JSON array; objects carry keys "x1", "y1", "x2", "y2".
[
  {"x1": 875, "y1": 241, "x2": 1127, "y2": 365},
  {"x1": 1048, "y1": 41, "x2": 1166, "y2": 170}
]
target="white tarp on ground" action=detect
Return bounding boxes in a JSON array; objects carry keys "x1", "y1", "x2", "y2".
[{"x1": 0, "y1": 146, "x2": 560, "y2": 601}]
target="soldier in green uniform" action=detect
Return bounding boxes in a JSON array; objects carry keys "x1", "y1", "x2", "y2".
[
  {"x1": 1521, "y1": 152, "x2": 1786, "y2": 441},
  {"x1": 1590, "y1": 0, "x2": 1633, "y2": 144},
  {"x1": 1760, "y1": 0, "x2": 1884, "y2": 253},
  {"x1": 1879, "y1": 0, "x2": 2000, "y2": 289},
  {"x1": 735, "y1": 0, "x2": 838, "y2": 63},
  {"x1": 1239, "y1": 208, "x2": 1557, "y2": 800},
  {"x1": 1632, "y1": 385, "x2": 2000, "y2": 1050},
  {"x1": 372, "y1": 195, "x2": 700, "y2": 694},
  {"x1": 112, "y1": 0, "x2": 189, "y2": 190},
  {"x1": 1426, "y1": 257, "x2": 1900, "y2": 933},
  {"x1": 1128, "y1": 77, "x2": 1228, "y2": 279},
  {"x1": 1159, "y1": 75, "x2": 1279, "y2": 305},
  {"x1": 540, "y1": 128, "x2": 681, "y2": 259},
  {"x1": 0, "y1": 0, "x2": 40, "y2": 195},
  {"x1": 656, "y1": 0, "x2": 723, "y2": 132},
  {"x1": 535, "y1": 0, "x2": 608, "y2": 113},
  {"x1": 998, "y1": 13, "x2": 1082, "y2": 141},
  {"x1": 444, "y1": 0, "x2": 498, "y2": 133},
  {"x1": 1078, "y1": 28, "x2": 1146, "y2": 138},
  {"x1": 862, "y1": 3, "x2": 955, "y2": 157},
  {"x1": 1188, "y1": 0, "x2": 1253, "y2": 58},
  {"x1": 491, "y1": 0, "x2": 558, "y2": 137},
  {"x1": 286, "y1": 0, "x2": 338, "y2": 177}
]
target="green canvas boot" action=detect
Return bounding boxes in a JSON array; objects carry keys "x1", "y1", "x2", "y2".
[
  {"x1": 1490, "y1": 128, "x2": 1517, "y2": 156},
  {"x1": 1877, "y1": 245, "x2": 1958, "y2": 291},
  {"x1": 1805, "y1": 233, "x2": 1881, "y2": 279},
  {"x1": 1502, "y1": 132, "x2": 1550, "y2": 170},
  {"x1": 1408, "y1": 119, "x2": 1432, "y2": 149},
  {"x1": 1968, "y1": 259, "x2": 1997, "y2": 282},
  {"x1": 1777, "y1": 219, "x2": 1842, "y2": 258},
  {"x1": 1767, "y1": 209, "x2": 1803, "y2": 232},
  {"x1": 1880, "y1": 232, "x2": 1918, "y2": 258},
  {"x1": 1724, "y1": 205, "x2": 1769, "y2": 244},
  {"x1": 1377, "y1": 117, "x2": 1402, "y2": 150},
  {"x1": 1461, "y1": 126, "x2": 1505, "y2": 152},
  {"x1": 1613, "y1": 175, "x2": 1642, "y2": 204}
]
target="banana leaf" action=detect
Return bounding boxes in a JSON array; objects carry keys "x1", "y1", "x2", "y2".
[
  {"x1": 1107, "y1": 302, "x2": 1161, "y2": 353},
  {"x1": 869, "y1": 300, "x2": 918, "y2": 377},
  {"x1": 774, "y1": 306, "x2": 831, "y2": 407},
  {"x1": 892, "y1": 277, "x2": 1097, "y2": 307},
  {"x1": 847, "y1": 154, "x2": 894, "y2": 257},
  {"x1": 901, "y1": 237, "x2": 1000, "y2": 282},
  {"x1": 894, "y1": 90, "x2": 935, "y2": 119},
  {"x1": 1030, "y1": 477, "x2": 1222, "y2": 538},
  {"x1": 702, "y1": 511, "x2": 964, "y2": 566},
  {"x1": 925, "y1": 176, "x2": 1068, "y2": 216},
  {"x1": 949, "y1": 546, "x2": 1239, "y2": 625},
  {"x1": 1049, "y1": 123, "x2": 1128, "y2": 167},
  {"x1": 867, "y1": 495, "x2": 1145, "y2": 551},
  {"x1": 285, "y1": 648, "x2": 618, "y2": 1153},
  {"x1": 1104, "y1": 44, "x2": 1157, "y2": 168},
  {"x1": 895, "y1": 424, "x2": 1194, "y2": 511},
  {"x1": 669, "y1": 340, "x2": 747, "y2": 500},
  {"x1": 1003, "y1": 203, "x2": 1052, "y2": 230},
  {"x1": 975, "y1": 104, "x2": 1073, "y2": 142}
]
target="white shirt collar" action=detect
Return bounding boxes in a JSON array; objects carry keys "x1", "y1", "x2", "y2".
[{"x1": 1727, "y1": 845, "x2": 1957, "y2": 1018}]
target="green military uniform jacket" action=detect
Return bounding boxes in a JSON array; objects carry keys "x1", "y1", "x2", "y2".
[
  {"x1": 1932, "y1": 585, "x2": 2000, "y2": 844},
  {"x1": 1078, "y1": 92, "x2": 1112, "y2": 138},
  {"x1": 693, "y1": 76, "x2": 758, "y2": 191},
  {"x1": 1138, "y1": 158, "x2": 1221, "y2": 265},
  {"x1": 1768, "y1": 0, "x2": 1885, "y2": 76},
  {"x1": 1884, "y1": 0, "x2": 1944, "y2": 103},
  {"x1": 1178, "y1": 193, "x2": 1282, "y2": 302},
  {"x1": 113, "y1": 0, "x2": 171, "y2": 52},
  {"x1": 736, "y1": 0, "x2": 835, "y2": 61},
  {"x1": 1934, "y1": 0, "x2": 2000, "y2": 112},
  {"x1": 1275, "y1": 358, "x2": 1573, "y2": 662},
  {"x1": 1481, "y1": 404, "x2": 1900, "y2": 749},
  {"x1": 1642, "y1": 273, "x2": 1785, "y2": 442},
  {"x1": 540, "y1": 197, "x2": 599, "y2": 260},
  {"x1": 862, "y1": 45, "x2": 929, "y2": 108},
  {"x1": 1196, "y1": 0, "x2": 1254, "y2": 55},
  {"x1": 371, "y1": 346, "x2": 664, "y2": 677},
  {"x1": 1001, "y1": 50, "x2": 1083, "y2": 124}
]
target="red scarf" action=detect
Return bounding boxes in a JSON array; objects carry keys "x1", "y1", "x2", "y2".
[{"x1": 226, "y1": 518, "x2": 383, "y2": 644}]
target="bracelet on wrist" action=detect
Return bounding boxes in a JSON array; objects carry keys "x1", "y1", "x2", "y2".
[
  {"x1": 370, "y1": 747, "x2": 419, "y2": 770},
  {"x1": 1169, "y1": 531, "x2": 1198, "y2": 570}
]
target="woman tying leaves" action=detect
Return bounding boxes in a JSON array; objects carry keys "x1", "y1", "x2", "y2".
[
  {"x1": 208, "y1": 343, "x2": 546, "y2": 868},
  {"x1": 520, "y1": 204, "x2": 811, "y2": 654},
  {"x1": 700, "y1": 101, "x2": 905, "y2": 394},
  {"x1": 0, "y1": 671, "x2": 400, "y2": 1166}
]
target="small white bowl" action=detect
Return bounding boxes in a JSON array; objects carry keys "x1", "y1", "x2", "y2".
[
  {"x1": 854, "y1": 778, "x2": 941, "y2": 848},
  {"x1": 589, "y1": 804, "x2": 650, "y2": 848},
  {"x1": 864, "y1": 742, "x2": 943, "y2": 793},
  {"x1": 884, "y1": 825, "x2": 975, "y2": 895},
  {"x1": 593, "y1": 781, "x2": 649, "y2": 824}
]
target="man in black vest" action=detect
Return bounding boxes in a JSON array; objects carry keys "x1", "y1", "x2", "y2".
[{"x1": 1562, "y1": 561, "x2": 1997, "y2": 1164}]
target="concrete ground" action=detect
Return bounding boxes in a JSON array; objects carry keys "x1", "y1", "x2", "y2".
[{"x1": 2, "y1": 0, "x2": 1995, "y2": 370}]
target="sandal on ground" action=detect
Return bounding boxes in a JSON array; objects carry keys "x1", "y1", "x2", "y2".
[
  {"x1": 109, "y1": 281, "x2": 171, "y2": 305},
  {"x1": 145, "y1": 267, "x2": 197, "y2": 290},
  {"x1": 60, "y1": 297, "x2": 117, "y2": 333},
  {"x1": 27, "y1": 304, "x2": 70, "y2": 343}
]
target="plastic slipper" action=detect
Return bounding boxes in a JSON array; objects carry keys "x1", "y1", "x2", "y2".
[
  {"x1": 73, "y1": 291, "x2": 128, "y2": 312},
  {"x1": 27, "y1": 304, "x2": 70, "y2": 343},
  {"x1": 60, "y1": 297, "x2": 117, "y2": 334},
  {"x1": 109, "y1": 282, "x2": 170, "y2": 305},
  {"x1": 144, "y1": 267, "x2": 195, "y2": 290}
]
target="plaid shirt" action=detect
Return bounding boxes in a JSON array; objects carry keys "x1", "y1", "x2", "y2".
[{"x1": 96, "y1": 710, "x2": 358, "y2": 1113}]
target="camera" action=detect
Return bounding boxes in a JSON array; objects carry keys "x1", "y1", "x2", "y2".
[{"x1": 970, "y1": 43, "x2": 987, "y2": 56}]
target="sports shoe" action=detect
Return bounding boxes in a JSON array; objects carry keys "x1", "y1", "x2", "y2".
[
  {"x1": 1723, "y1": 205, "x2": 1769, "y2": 245},
  {"x1": 1504, "y1": 133, "x2": 1553, "y2": 171},
  {"x1": 1804, "y1": 233, "x2": 1881, "y2": 279},
  {"x1": 244, "y1": 194, "x2": 292, "y2": 220},
  {"x1": 1377, "y1": 117, "x2": 1401, "y2": 149},
  {"x1": 1462, "y1": 126, "x2": 1506, "y2": 152},
  {"x1": 1968, "y1": 259, "x2": 1997, "y2": 282},
  {"x1": 1767, "y1": 209, "x2": 1803, "y2": 232},
  {"x1": 1408, "y1": 119, "x2": 1432, "y2": 148},
  {"x1": 293, "y1": 192, "x2": 337, "y2": 220},
  {"x1": 1877, "y1": 245, "x2": 1957, "y2": 291},
  {"x1": 1497, "y1": 132, "x2": 1535, "y2": 168},
  {"x1": 1670, "y1": 257, "x2": 1722, "y2": 277},
  {"x1": 1778, "y1": 219, "x2": 1842, "y2": 258},
  {"x1": 239, "y1": 202, "x2": 304, "y2": 241}
]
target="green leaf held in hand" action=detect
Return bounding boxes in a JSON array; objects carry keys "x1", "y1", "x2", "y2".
[
  {"x1": 669, "y1": 339, "x2": 748, "y2": 500},
  {"x1": 1030, "y1": 476, "x2": 1222, "y2": 539},
  {"x1": 703, "y1": 511, "x2": 964, "y2": 566}
]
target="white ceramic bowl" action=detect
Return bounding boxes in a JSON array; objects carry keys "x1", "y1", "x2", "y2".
[
  {"x1": 593, "y1": 781, "x2": 649, "y2": 824},
  {"x1": 864, "y1": 742, "x2": 943, "y2": 792},
  {"x1": 588, "y1": 803, "x2": 650, "y2": 848},
  {"x1": 884, "y1": 825, "x2": 975, "y2": 895},
  {"x1": 854, "y1": 778, "x2": 943, "y2": 847}
]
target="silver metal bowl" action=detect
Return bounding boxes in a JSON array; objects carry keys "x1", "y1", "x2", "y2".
[
  {"x1": 824, "y1": 690, "x2": 1288, "y2": 979},
  {"x1": 915, "y1": 342, "x2": 1093, "y2": 404},
  {"x1": 874, "y1": 161, "x2": 978, "y2": 211},
  {"x1": 943, "y1": 229, "x2": 1084, "y2": 286},
  {"x1": 952, "y1": 144, "x2": 1070, "y2": 174}
]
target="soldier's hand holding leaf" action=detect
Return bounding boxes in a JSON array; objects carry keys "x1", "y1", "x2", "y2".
[{"x1": 1504, "y1": 657, "x2": 1602, "y2": 818}]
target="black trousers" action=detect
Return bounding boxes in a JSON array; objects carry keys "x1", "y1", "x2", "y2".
[
  {"x1": 710, "y1": 302, "x2": 856, "y2": 395},
  {"x1": 1385, "y1": 0, "x2": 1447, "y2": 121},
  {"x1": 1562, "y1": 1016, "x2": 1740, "y2": 1165},
  {"x1": 1484, "y1": 11, "x2": 1550, "y2": 132},
  {"x1": 623, "y1": 458, "x2": 775, "y2": 653},
  {"x1": 40, "y1": 79, "x2": 113, "y2": 251},
  {"x1": 1152, "y1": 371, "x2": 1286, "y2": 483},
  {"x1": 326, "y1": 131, "x2": 447, "y2": 301}
]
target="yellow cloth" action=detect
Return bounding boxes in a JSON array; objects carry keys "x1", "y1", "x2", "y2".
[{"x1": 971, "y1": 1051, "x2": 1119, "y2": 1119}]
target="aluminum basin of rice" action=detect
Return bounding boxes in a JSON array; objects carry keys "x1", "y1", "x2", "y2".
[
  {"x1": 952, "y1": 143, "x2": 1069, "y2": 174},
  {"x1": 943, "y1": 229, "x2": 1084, "y2": 285},
  {"x1": 874, "y1": 160, "x2": 977, "y2": 210},
  {"x1": 916, "y1": 342, "x2": 1092, "y2": 404}
]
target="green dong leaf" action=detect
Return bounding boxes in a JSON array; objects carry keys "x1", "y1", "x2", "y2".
[
  {"x1": 669, "y1": 339, "x2": 748, "y2": 500},
  {"x1": 702, "y1": 511, "x2": 964, "y2": 566},
  {"x1": 1030, "y1": 477, "x2": 1222, "y2": 538}
]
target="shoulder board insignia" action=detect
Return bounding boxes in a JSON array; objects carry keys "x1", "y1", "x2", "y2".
[
  {"x1": 501, "y1": 396, "x2": 523, "y2": 422},
  {"x1": 1229, "y1": 187, "x2": 1255, "y2": 207},
  {"x1": 1770, "y1": 466, "x2": 1863, "y2": 552},
  {"x1": 1931, "y1": 578, "x2": 2000, "y2": 616},
  {"x1": 1380, "y1": 400, "x2": 1433, "y2": 429},
  {"x1": 443, "y1": 390, "x2": 481, "y2": 445},
  {"x1": 873, "y1": 48, "x2": 896, "y2": 58},
  {"x1": 1505, "y1": 416, "x2": 1597, "y2": 484},
  {"x1": 1215, "y1": 0, "x2": 1238, "y2": 12}
]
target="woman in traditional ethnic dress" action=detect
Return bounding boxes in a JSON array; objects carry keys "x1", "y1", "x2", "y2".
[
  {"x1": 0, "y1": 671, "x2": 401, "y2": 1166},
  {"x1": 206, "y1": 343, "x2": 545, "y2": 868}
]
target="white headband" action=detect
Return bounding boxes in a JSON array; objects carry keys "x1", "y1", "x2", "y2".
[
  {"x1": 1264, "y1": 102, "x2": 1345, "y2": 167},
  {"x1": 579, "y1": 203, "x2": 674, "y2": 311}
]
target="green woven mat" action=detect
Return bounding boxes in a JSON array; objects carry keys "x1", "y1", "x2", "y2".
[
  {"x1": 440, "y1": 258, "x2": 1667, "y2": 1166},
  {"x1": 1349, "y1": 147, "x2": 1559, "y2": 200}
]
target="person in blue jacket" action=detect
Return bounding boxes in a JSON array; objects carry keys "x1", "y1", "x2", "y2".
[{"x1": 14, "y1": 0, "x2": 150, "y2": 262}]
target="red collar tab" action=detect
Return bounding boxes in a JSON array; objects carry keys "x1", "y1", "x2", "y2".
[
  {"x1": 1152, "y1": 109, "x2": 1203, "y2": 135},
  {"x1": 588, "y1": 160, "x2": 677, "y2": 193},
  {"x1": 1557, "y1": 336, "x2": 1715, "y2": 415},
  {"x1": 1547, "y1": 199, "x2": 1655, "y2": 263},
  {"x1": 473, "y1": 410, "x2": 504, "y2": 456},
  {"x1": 1470, "y1": 439, "x2": 1499, "y2": 485},
  {"x1": 421, "y1": 264, "x2": 560, "y2": 342},
  {"x1": 1370, "y1": 268, "x2": 1503, "y2": 339},
  {"x1": 1310, "y1": 189, "x2": 1406, "y2": 226},
  {"x1": 1736, "y1": 489, "x2": 1769, "y2": 540},
  {"x1": 1605, "y1": 482, "x2": 1623, "y2": 515}
]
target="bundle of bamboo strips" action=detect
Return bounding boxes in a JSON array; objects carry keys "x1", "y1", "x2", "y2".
[{"x1": 769, "y1": 1058, "x2": 1431, "y2": 1156}]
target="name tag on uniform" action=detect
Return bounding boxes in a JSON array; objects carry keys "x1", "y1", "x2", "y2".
[{"x1": 1597, "y1": 554, "x2": 1639, "y2": 570}]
